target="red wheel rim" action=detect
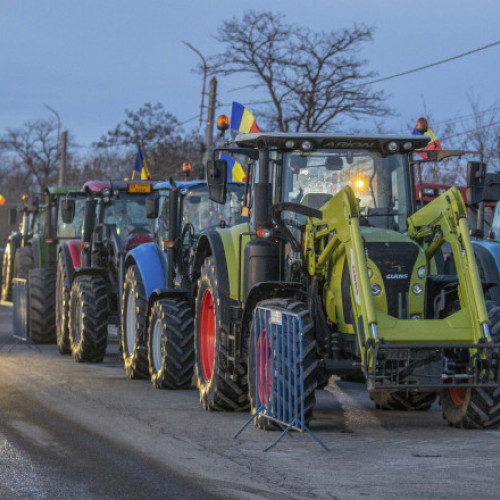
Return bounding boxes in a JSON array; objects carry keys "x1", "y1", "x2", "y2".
[
  {"x1": 200, "y1": 289, "x2": 215, "y2": 381},
  {"x1": 449, "y1": 387, "x2": 467, "y2": 406},
  {"x1": 257, "y1": 329, "x2": 271, "y2": 404}
]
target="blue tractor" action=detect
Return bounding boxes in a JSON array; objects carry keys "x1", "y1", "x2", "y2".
[{"x1": 121, "y1": 179, "x2": 247, "y2": 387}]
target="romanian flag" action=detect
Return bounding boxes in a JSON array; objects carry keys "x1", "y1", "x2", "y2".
[
  {"x1": 0, "y1": 194, "x2": 5, "y2": 206},
  {"x1": 412, "y1": 127, "x2": 442, "y2": 159},
  {"x1": 220, "y1": 154, "x2": 247, "y2": 183},
  {"x1": 133, "y1": 147, "x2": 151, "y2": 180},
  {"x1": 230, "y1": 102, "x2": 261, "y2": 133}
]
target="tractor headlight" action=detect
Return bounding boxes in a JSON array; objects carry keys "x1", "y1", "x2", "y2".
[
  {"x1": 371, "y1": 284, "x2": 381, "y2": 296},
  {"x1": 403, "y1": 141, "x2": 413, "y2": 150},
  {"x1": 301, "y1": 140, "x2": 313, "y2": 151},
  {"x1": 367, "y1": 267, "x2": 373, "y2": 279},
  {"x1": 417, "y1": 266, "x2": 426, "y2": 279},
  {"x1": 412, "y1": 283, "x2": 423, "y2": 295},
  {"x1": 285, "y1": 140, "x2": 296, "y2": 149},
  {"x1": 411, "y1": 314, "x2": 421, "y2": 320},
  {"x1": 386, "y1": 141, "x2": 399, "y2": 152}
]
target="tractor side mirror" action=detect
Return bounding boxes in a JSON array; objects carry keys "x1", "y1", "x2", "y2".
[
  {"x1": 61, "y1": 199, "x2": 76, "y2": 224},
  {"x1": 8, "y1": 208, "x2": 17, "y2": 226},
  {"x1": 207, "y1": 159, "x2": 227, "y2": 204},
  {"x1": 467, "y1": 161, "x2": 500, "y2": 204},
  {"x1": 145, "y1": 193, "x2": 159, "y2": 219},
  {"x1": 467, "y1": 161, "x2": 487, "y2": 204},
  {"x1": 482, "y1": 173, "x2": 500, "y2": 203}
]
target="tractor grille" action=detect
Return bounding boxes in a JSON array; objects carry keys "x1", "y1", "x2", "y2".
[{"x1": 365, "y1": 242, "x2": 419, "y2": 318}]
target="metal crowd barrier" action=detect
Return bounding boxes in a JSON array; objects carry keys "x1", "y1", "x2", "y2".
[{"x1": 235, "y1": 304, "x2": 328, "y2": 451}]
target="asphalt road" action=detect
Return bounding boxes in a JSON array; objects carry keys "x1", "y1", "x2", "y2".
[{"x1": 0, "y1": 303, "x2": 499, "y2": 499}]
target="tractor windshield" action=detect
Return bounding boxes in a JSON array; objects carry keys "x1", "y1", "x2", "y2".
[
  {"x1": 183, "y1": 183, "x2": 246, "y2": 232},
  {"x1": 102, "y1": 193, "x2": 153, "y2": 241},
  {"x1": 281, "y1": 150, "x2": 411, "y2": 232}
]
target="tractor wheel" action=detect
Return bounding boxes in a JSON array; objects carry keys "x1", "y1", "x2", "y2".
[
  {"x1": 194, "y1": 256, "x2": 249, "y2": 411},
  {"x1": 1, "y1": 243, "x2": 15, "y2": 301},
  {"x1": 28, "y1": 268, "x2": 57, "y2": 344},
  {"x1": 371, "y1": 391, "x2": 437, "y2": 411},
  {"x1": 55, "y1": 253, "x2": 72, "y2": 354},
  {"x1": 440, "y1": 300, "x2": 500, "y2": 428},
  {"x1": 69, "y1": 275, "x2": 108, "y2": 362},
  {"x1": 148, "y1": 298, "x2": 194, "y2": 389},
  {"x1": 121, "y1": 265, "x2": 149, "y2": 379},
  {"x1": 249, "y1": 298, "x2": 318, "y2": 430},
  {"x1": 13, "y1": 246, "x2": 33, "y2": 280}
]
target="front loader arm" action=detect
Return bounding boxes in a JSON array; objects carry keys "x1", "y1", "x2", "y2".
[
  {"x1": 304, "y1": 186, "x2": 379, "y2": 344},
  {"x1": 407, "y1": 186, "x2": 490, "y2": 341}
]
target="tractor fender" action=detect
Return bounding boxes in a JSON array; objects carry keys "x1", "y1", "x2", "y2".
[
  {"x1": 59, "y1": 239, "x2": 82, "y2": 276},
  {"x1": 241, "y1": 281, "x2": 304, "y2": 337},
  {"x1": 71, "y1": 266, "x2": 108, "y2": 282},
  {"x1": 144, "y1": 287, "x2": 191, "y2": 334},
  {"x1": 193, "y1": 231, "x2": 231, "y2": 299},
  {"x1": 30, "y1": 234, "x2": 43, "y2": 268},
  {"x1": 124, "y1": 242, "x2": 167, "y2": 299},
  {"x1": 472, "y1": 240, "x2": 500, "y2": 302},
  {"x1": 8, "y1": 232, "x2": 22, "y2": 252}
]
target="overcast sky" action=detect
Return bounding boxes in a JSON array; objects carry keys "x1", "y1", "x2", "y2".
[{"x1": 1, "y1": 0, "x2": 499, "y2": 150}]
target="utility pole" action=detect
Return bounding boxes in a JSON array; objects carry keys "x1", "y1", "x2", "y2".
[
  {"x1": 58, "y1": 130, "x2": 68, "y2": 186},
  {"x1": 182, "y1": 41, "x2": 207, "y2": 128},
  {"x1": 202, "y1": 77, "x2": 217, "y2": 175}
]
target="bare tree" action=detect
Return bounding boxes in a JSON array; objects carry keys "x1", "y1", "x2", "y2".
[
  {"x1": 95, "y1": 102, "x2": 203, "y2": 179},
  {"x1": 209, "y1": 11, "x2": 389, "y2": 132},
  {"x1": 0, "y1": 118, "x2": 62, "y2": 190}
]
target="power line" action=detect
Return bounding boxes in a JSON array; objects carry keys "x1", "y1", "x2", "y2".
[
  {"x1": 365, "y1": 40, "x2": 500, "y2": 86},
  {"x1": 220, "y1": 40, "x2": 500, "y2": 109},
  {"x1": 441, "y1": 120, "x2": 500, "y2": 141},
  {"x1": 432, "y1": 105, "x2": 500, "y2": 127}
]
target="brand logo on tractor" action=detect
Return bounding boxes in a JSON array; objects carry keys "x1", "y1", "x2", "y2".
[
  {"x1": 386, "y1": 273, "x2": 408, "y2": 279},
  {"x1": 332, "y1": 141, "x2": 377, "y2": 149}
]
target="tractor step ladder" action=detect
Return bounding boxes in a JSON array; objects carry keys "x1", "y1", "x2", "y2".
[{"x1": 235, "y1": 305, "x2": 328, "y2": 451}]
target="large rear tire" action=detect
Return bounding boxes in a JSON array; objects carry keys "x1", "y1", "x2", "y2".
[
  {"x1": 440, "y1": 300, "x2": 500, "y2": 428},
  {"x1": 55, "y1": 253, "x2": 72, "y2": 354},
  {"x1": 121, "y1": 265, "x2": 149, "y2": 379},
  {"x1": 194, "y1": 257, "x2": 249, "y2": 411},
  {"x1": 371, "y1": 391, "x2": 437, "y2": 411},
  {"x1": 148, "y1": 298, "x2": 194, "y2": 389},
  {"x1": 249, "y1": 298, "x2": 318, "y2": 429},
  {"x1": 69, "y1": 275, "x2": 109, "y2": 362},
  {"x1": 28, "y1": 267, "x2": 56, "y2": 344}
]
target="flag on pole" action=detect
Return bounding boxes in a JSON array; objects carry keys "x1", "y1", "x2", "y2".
[
  {"x1": 133, "y1": 147, "x2": 151, "y2": 180},
  {"x1": 220, "y1": 153, "x2": 247, "y2": 182},
  {"x1": 230, "y1": 102, "x2": 261, "y2": 133},
  {"x1": 0, "y1": 194, "x2": 5, "y2": 206}
]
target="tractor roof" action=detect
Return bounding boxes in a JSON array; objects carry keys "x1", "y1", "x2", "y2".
[
  {"x1": 83, "y1": 180, "x2": 156, "y2": 194},
  {"x1": 47, "y1": 186, "x2": 81, "y2": 195},
  {"x1": 154, "y1": 180, "x2": 206, "y2": 191},
  {"x1": 234, "y1": 133, "x2": 430, "y2": 152}
]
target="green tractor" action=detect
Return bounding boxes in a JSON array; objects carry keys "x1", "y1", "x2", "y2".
[
  {"x1": 1, "y1": 194, "x2": 43, "y2": 301},
  {"x1": 12, "y1": 186, "x2": 85, "y2": 344},
  {"x1": 191, "y1": 131, "x2": 500, "y2": 429}
]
